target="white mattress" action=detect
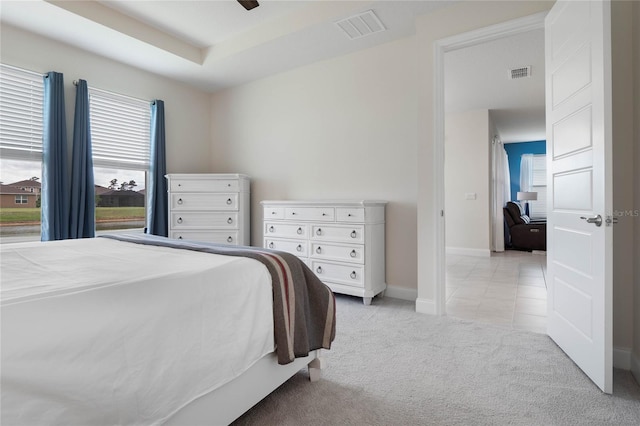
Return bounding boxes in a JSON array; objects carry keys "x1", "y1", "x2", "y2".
[{"x1": 1, "y1": 237, "x2": 275, "y2": 425}]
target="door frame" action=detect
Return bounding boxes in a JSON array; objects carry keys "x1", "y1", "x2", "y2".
[{"x1": 433, "y1": 12, "x2": 548, "y2": 315}]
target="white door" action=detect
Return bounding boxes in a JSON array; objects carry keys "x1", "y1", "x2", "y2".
[{"x1": 545, "y1": 0, "x2": 613, "y2": 393}]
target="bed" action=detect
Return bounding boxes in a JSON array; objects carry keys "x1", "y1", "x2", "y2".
[{"x1": 1, "y1": 234, "x2": 335, "y2": 425}]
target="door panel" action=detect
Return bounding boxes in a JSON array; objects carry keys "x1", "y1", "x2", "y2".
[
  {"x1": 545, "y1": 0, "x2": 612, "y2": 393},
  {"x1": 553, "y1": 169, "x2": 593, "y2": 210},
  {"x1": 553, "y1": 106, "x2": 593, "y2": 156}
]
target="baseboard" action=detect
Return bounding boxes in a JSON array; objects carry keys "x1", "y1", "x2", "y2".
[
  {"x1": 415, "y1": 297, "x2": 436, "y2": 315},
  {"x1": 446, "y1": 247, "x2": 491, "y2": 257},
  {"x1": 384, "y1": 285, "x2": 417, "y2": 302},
  {"x1": 613, "y1": 346, "x2": 632, "y2": 370},
  {"x1": 631, "y1": 352, "x2": 640, "y2": 384}
]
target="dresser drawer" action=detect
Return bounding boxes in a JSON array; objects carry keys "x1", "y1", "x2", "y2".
[
  {"x1": 312, "y1": 261, "x2": 364, "y2": 288},
  {"x1": 263, "y1": 207, "x2": 285, "y2": 219},
  {"x1": 170, "y1": 230, "x2": 239, "y2": 245},
  {"x1": 285, "y1": 207, "x2": 334, "y2": 222},
  {"x1": 336, "y1": 207, "x2": 365, "y2": 222},
  {"x1": 171, "y1": 212, "x2": 238, "y2": 229},
  {"x1": 170, "y1": 178, "x2": 239, "y2": 192},
  {"x1": 311, "y1": 242, "x2": 364, "y2": 264},
  {"x1": 265, "y1": 238, "x2": 307, "y2": 257},
  {"x1": 265, "y1": 222, "x2": 307, "y2": 239},
  {"x1": 311, "y1": 225, "x2": 364, "y2": 243},
  {"x1": 171, "y1": 193, "x2": 238, "y2": 210}
]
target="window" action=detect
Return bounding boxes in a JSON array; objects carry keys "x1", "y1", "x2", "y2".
[
  {"x1": 89, "y1": 87, "x2": 150, "y2": 233},
  {"x1": 0, "y1": 67, "x2": 152, "y2": 241},
  {"x1": 528, "y1": 154, "x2": 547, "y2": 220},
  {"x1": 0, "y1": 64, "x2": 44, "y2": 161},
  {"x1": 0, "y1": 64, "x2": 43, "y2": 242}
]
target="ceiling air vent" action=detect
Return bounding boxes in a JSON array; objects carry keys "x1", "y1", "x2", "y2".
[
  {"x1": 509, "y1": 66, "x2": 532, "y2": 79},
  {"x1": 335, "y1": 10, "x2": 386, "y2": 40}
]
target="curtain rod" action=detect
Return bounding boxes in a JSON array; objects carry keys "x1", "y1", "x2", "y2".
[{"x1": 67, "y1": 78, "x2": 156, "y2": 105}]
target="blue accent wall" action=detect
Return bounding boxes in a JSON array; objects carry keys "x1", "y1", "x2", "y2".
[{"x1": 503, "y1": 141, "x2": 546, "y2": 201}]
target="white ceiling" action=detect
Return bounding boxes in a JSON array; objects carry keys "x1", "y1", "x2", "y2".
[
  {"x1": 0, "y1": 0, "x2": 546, "y2": 142},
  {"x1": 445, "y1": 28, "x2": 546, "y2": 143}
]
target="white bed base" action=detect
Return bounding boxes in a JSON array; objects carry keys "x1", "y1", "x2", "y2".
[{"x1": 165, "y1": 350, "x2": 325, "y2": 425}]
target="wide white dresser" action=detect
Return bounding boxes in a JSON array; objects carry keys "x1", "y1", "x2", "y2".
[
  {"x1": 261, "y1": 200, "x2": 387, "y2": 305},
  {"x1": 166, "y1": 174, "x2": 250, "y2": 246}
]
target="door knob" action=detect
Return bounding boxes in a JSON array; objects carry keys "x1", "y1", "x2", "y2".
[{"x1": 580, "y1": 215, "x2": 602, "y2": 227}]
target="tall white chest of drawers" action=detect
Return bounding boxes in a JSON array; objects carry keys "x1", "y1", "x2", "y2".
[
  {"x1": 261, "y1": 200, "x2": 387, "y2": 305},
  {"x1": 166, "y1": 174, "x2": 250, "y2": 246}
]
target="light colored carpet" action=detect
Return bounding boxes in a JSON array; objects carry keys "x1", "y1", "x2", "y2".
[{"x1": 233, "y1": 295, "x2": 640, "y2": 425}]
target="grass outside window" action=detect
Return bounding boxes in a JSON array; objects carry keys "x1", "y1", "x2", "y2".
[{"x1": 0, "y1": 207, "x2": 145, "y2": 224}]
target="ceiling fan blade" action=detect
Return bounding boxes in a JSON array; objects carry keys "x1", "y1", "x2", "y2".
[{"x1": 237, "y1": 0, "x2": 259, "y2": 11}]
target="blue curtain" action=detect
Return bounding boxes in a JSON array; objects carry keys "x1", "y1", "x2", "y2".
[
  {"x1": 41, "y1": 72, "x2": 70, "y2": 241},
  {"x1": 146, "y1": 100, "x2": 168, "y2": 237},
  {"x1": 69, "y1": 79, "x2": 95, "y2": 238}
]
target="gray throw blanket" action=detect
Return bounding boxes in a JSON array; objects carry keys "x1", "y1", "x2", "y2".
[{"x1": 101, "y1": 233, "x2": 336, "y2": 365}]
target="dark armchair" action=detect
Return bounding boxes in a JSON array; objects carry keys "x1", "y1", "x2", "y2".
[{"x1": 503, "y1": 201, "x2": 546, "y2": 251}]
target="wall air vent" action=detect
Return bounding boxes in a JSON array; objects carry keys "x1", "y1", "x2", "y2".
[
  {"x1": 335, "y1": 10, "x2": 386, "y2": 40},
  {"x1": 509, "y1": 66, "x2": 532, "y2": 79}
]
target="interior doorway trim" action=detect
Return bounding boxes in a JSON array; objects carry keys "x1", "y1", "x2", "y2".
[{"x1": 433, "y1": 11, "x2": 547, "y2": 316}]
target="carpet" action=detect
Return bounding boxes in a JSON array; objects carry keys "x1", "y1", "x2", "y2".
[{"x1": 233, "y1": 295, "x2": 640, "y2": 425}]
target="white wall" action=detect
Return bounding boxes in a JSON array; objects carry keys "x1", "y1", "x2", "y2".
[
  {"x1": 0, "y1": 24, "x2": 212, "y2": 175},
  {"x1": 211, "y1": 36, "x2": 418, "y2": 294},
  {"x1": 631, "y1": 0, "x2": 640, "y2": 380},
  {"x1": 611, "y1": 0, "x2": 636, "y2": 362},
  {"x1": 444, "y1": 109, "x2": 490, "y2": 256}
]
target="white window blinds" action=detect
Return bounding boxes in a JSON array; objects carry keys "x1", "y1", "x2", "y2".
[
  {"x1": 0, "y1": 64, "x2": 44, "y2": 161},
  {"x1": 89, "y1": 87, "x2": 150, "y2": 170},
  {"x1": 529, "y1": 154, "x2": 547, "y2": 219}
]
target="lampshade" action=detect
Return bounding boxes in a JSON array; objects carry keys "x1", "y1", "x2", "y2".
[{"x1": 517, "y1": 191, "x2": 538, "y2": 201}]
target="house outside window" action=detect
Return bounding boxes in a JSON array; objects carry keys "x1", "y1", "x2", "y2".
[{"x1": 0, "y1": 64, "x2": 44, "y2": 241}]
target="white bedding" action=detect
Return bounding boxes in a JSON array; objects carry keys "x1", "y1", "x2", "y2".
[{"x1": 1, "y1": 237, "x2": 275, "y2": 425}]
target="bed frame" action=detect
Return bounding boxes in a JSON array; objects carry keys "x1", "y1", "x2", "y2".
[{"x1": 165, "y1": 350, "x2": 325, "y2": 425}]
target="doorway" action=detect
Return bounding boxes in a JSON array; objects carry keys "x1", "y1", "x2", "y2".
[{"x1": 434, "y1": 12, "x2": 548, "y2": 323}]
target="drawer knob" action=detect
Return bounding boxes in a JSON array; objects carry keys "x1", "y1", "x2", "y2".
[
  {"x1": 269, "y1": 242, "x2": 274, "y2": 249},
  {"x1": 322, "y1": 213, "x2": 327, "y2": 216},
  {"x1": 351, "y1": 230, "x2": 357, "y2": 238},
  {"x1": 350, "y1": 250, "x2": 357, "y2": 258},
  {"x1": 316, "y1": 228, "x2": 322, "y2": 236},
  {"x1": 292, "y1": 212, "x2": 296, "y2": 215},
  {"x1": 227, "y1": 236, "x2": 233, "y2": 243},
  {"x1": 316, "y1": 266, "x2": 323, "y2": 274},
  {"x1": 350, "y1": 271, "x2": 357, "y2": 279},
  {"x1": 177, "y1": 217, "x2": 183, "y2": 224},
  {"x1": 269, "y1": 226, "x2": 275, "y2": 232},
  {"x1": 272, "y1": 211, "x2": 277, "y2": 215},
  {"x1": 178, "y1": 236, "x2": 183, "y2": 239},
  {"x1": 226, "y1": 198, "x2": 232, "y2": 205},
  {"x1": 227, "y1": 217, "x2": 233, "y2": 224},
  {"x1": 178, "y1": 183, "x2": 182, "y2": 187},
  {"x1": 296, "y1": 244, "x2": 302, "y2": 252},
  {"x1": 297, "y1": 227, "x2": 303, "y2": 235},
  {"x1": 316, "y1": 246, "x2": 322, "y2": 254},
  {"x1": 348, "y1": 213, "x2": 352, "y2": 217},
  {"x1": 177, "y1": 198, "x2": 183, "y2": 205}
]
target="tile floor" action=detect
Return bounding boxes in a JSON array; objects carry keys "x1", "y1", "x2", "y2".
[{"x1": 446, "y1": 250, "x2": 548, "y2": 334}]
